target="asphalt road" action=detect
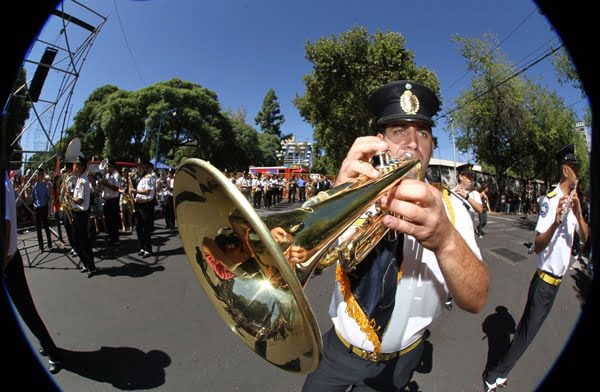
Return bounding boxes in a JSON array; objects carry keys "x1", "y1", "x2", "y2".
[{"x1": 12, "y1": 207, "x2": 592, "y2": 391}]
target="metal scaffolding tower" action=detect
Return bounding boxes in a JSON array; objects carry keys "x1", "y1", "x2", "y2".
[{"x1": 10, "y1": 0, "x2": 108, "y2": 170}]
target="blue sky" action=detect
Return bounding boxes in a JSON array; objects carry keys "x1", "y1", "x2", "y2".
[{"x1": 21, "y1": 0, "x2": 586, "y2": 165}]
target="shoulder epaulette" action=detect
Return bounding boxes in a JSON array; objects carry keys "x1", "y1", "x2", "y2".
[{"x1": 547, "y1": 190, "x2": 557, "y2": 198}]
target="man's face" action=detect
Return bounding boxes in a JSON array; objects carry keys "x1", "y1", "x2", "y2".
[
  {"x1": 74, "y1": 163, "x2": 84, "y2": 175},
  {"x1": 459, "y1": 172, "x2": 473, "y2": 189},
  {"x1": 564, "y1": 163, "x2": 579, "y2": 183},
  {"x1": 380, "y1": 120, "x2": 434, "y2": 175}
]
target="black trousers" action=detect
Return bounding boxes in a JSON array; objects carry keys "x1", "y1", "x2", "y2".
[
  {"x1": 164, "y1": 195, "x2": 175, "y2": 229},
  {"x1": 485, "y1": 272, "x2": 560, "y2": 380},
  {"x1": 3, "y1": 250, "x2": 60, "y2": 362},
  {"x1": 302, "y1": 328, "x2": 424, "y2": 392},
  {"x1": 53, "y1": 211, "x2": 63, "y2": 242},
  {"x1": 63, "y1": 212, "x2": 75, "y2": 250},
  {"x1": 72, "y1": 210, "x2": 96, "y2": 271},
  {"x1": 135, "y1": 202, "x2": 154, "y2": 252},
  {"x1": 298, "y1": 187, "x2": 306, "y2": 202},
  {"x1": 103, "y1": 198, "x2": 121, "y2": 242},
  {"x1": 477, "y1": 212, "x2": 488, "y2": 235},
  {"x1": 34, "y1": 205, "x2": 52, "y2": 250}
]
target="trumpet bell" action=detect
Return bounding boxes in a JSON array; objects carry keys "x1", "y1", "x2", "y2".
[
  {"x1": 99, "y1": 158, "x2": 109, "y2": 171},
  {"x1": 64, "y1": 138, "x2": 81, "y2": 163},
  {"x1": 174, "y1": 159, "x2": 321, "y2": 373}
]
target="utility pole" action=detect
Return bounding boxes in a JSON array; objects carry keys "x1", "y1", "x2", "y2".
[
  {"x1": 449, "y1": 116, "x2": 457, "y2": 182},
  {"x1": 156, "y1": 108, "x2": 177, "y2": 166}
]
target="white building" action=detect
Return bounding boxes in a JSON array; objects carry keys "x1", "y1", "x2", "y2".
[{"x1": 277, "y1": 136, "x2": 313, "y2": 168}]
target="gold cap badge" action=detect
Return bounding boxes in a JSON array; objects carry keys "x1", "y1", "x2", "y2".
[{"x1": 400, "y1": 89, "x2": 420, "y2": 115}]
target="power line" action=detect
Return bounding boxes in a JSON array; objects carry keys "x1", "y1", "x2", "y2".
[
  {"x1": 112, "y1": 0, "x2": 147, "y2": 87},
  {"x1": 442, "y1": 6, "x2": 538, "y2": 95},
  {"x1": 435, "y1": 43, "x2": 563, "y2": 122}
]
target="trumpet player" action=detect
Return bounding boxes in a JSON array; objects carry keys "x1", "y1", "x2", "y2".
[
  {"x1": 119, "y1": 168, "x2": 134, "y2": 232},
  {"x1": 61, "y1": 164, "x2": 77, "y2": 257},
  {"x1": 67, "y1": 156, "x2": 97, "y2": 278},
  {"x1": 303, "y1": 81, "x2": 489, "y2": 392},
  {"x1": 101, "y1": 159, "x2": 122, "y2": 246},
  {"x1": 483, "y1": 143, "x2": 588, "y2": 391},
  {"x1": 133, "y1": 159, "x2": 156, "y2": 258}
]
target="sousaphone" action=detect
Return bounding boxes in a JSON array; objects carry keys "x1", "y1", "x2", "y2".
[
  {"x1": 64, "y1": 137, "x2": 81, "y2": 163},
  {"x1": 173, "y1": 152, "x2": 420, "y2": 373}
]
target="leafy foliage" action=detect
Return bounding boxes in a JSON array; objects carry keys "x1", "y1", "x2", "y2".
[
  {"x1": 64, "y1": 78, "x2": 252, "y2": 170},
  {"x1": 254, "y1": 88, "x2": 287, "y2": 139},
  {"x1": 294, "y1": 25, "x2": 440, "y2": 174},
  {"x1": 450, "y1": 34, "x2": 587, "y2": 192}
]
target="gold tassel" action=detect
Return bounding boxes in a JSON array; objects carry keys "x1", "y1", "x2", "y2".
[{"x1": 336, "y1": 264, "x2": 382, "y2": 352}]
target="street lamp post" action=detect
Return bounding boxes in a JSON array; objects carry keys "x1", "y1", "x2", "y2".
[
  {"x1": 449, "y1": 116, "x2": 457, "y2": 182},
  {"x1": 155, "y1": 107, "x2": 176, "y2": 166}
]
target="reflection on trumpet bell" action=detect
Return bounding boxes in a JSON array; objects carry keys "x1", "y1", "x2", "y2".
[{"x1": 173, "y1": 153, "x2": 419, "y2": 374}]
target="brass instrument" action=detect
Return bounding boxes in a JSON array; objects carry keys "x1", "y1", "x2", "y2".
[
  {"x1": 60, "y1": 138, "x2": 81, "y2": 224},
  {"x1": 559, "y1": 179, "x2": 578, "y2": 223},
  {"x1": 173, "y1": 151, "x2": 420, "y2": 374},
  {"x1": 125, "y1": 172, "x2": 136, "y2": 213},
  {"x1": 60, "y1": 176, "x2": 74, "y2": 224},
  {"x1": 99, "y1": 158, "x2": 109, "y2": 171}
]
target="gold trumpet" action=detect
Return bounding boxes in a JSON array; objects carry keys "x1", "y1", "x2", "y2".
[
  {"x1": 125, "y1": 172, "x2": 136, "y2": 213},
  {"x1": 60, "y1": 173, "x2": 74, "y2": 224},
  {"x1": 61, "y1": 199, "x2": 73, "y2": 224},
  {"x1": 173, "y1": 151, "x2": 419, "y2": 374}
]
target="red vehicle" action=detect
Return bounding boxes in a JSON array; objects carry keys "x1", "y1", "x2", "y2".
[{"x1": 248, "y1": 165, "x2": 309, "y2": 181}]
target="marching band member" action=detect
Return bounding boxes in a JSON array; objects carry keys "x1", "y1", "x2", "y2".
[
  {"x1": 134, "y1": 159, "x2": 156, "y2": 258},
  {"x1": 101, "y1": 159, "x2": 122, "y2": 246},
  {"x1": 68, "y1": 156, "x2": 97, "y2": 277}
]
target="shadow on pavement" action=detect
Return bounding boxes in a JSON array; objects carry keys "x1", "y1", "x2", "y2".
[
  {"x1": 96, "y1": 263, "x2": 166, "y2": 278},
  {"x1": 515, "y1": 216, "x2": 536, "y2": 230},
  {"x1": 481, "y1": 305, "x2": 516, "y2": 372},
  {"x1": 58, "y1": 346, "x2": 171, "y2": 390},
  {"x1": 569, "y1": 267, "x2": 593, "y2": 308}
]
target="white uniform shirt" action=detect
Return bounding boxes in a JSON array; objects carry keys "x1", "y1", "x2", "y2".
[
  {"x1": 4, "y1": 173, "x2": 18, "y2": 258},
  {"x1": 101, "y1": 170, "x2": 121, "y2": 200},
  {"x1": 330, "y1": 191, "x2": 482, "y2": 352},
  {"x1": 136, "y1": 174, "x2": 155, "y2": 202},
  {"x1": 452, "y1": 186, "x2": 482, "y2": 222},
  {"x1": 71, "y1": 175, "x2": 91, "y2": 212},
  {"x1": 166, "y1": 176, "x2": 174, "y2": 196},
  {"x1": 535, "y1": 186, "x2": 578, "y2": 277}
]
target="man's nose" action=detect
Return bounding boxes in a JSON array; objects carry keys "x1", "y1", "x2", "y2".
[{"x1": 402, "y1": 129, "x2": 419, "y2": 149}]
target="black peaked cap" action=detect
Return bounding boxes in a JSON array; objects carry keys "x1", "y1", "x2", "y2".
[
  {"x1": 367, "y1": 80, "x2": 440, "y2": 127},
  {"x1": 456, "y1": 163, "x2": 473, "y2": 174},
  {"x1": 555, "y1": 144, "x2": 578, "y2": 166}
]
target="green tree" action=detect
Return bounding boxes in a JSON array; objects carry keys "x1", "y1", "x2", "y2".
[
  {"x1": 294, "y1": 25, "x2": 439, "y2": 174},
  {"x1": 552, "y1": 47, "x2": 584, "y2": 94},
  {"x1": 257, "y1": 132, "x2": 281, "y2": 166},
  {"x1": 66, "y1": 78, "x2": 240, "y2": 170},
  {"x1": 254, "y1": 88, "x2": 287, "y2": 139},
  {"x1": 451, "y1": 34, "x2": 587, "y2": 193},
  {"x1": 227, "y1": 110, "x2": 262, "y2": 171}
]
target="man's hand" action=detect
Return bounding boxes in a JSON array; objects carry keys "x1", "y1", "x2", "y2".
[
  {"x1": 379, "y1": 180, "x2": 454, "y2": 254},
  {"x1": 334, "y1": 136, "x2": 389, "y2": 186},
  {"x1": 555, "y1": 195, "x2": 569, "y2": 224}
]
